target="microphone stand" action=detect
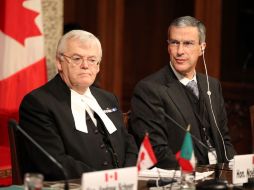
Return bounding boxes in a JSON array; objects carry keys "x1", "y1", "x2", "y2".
[
  {"x1": 162, "y1": 114, "x2": 228, "y2": 190},
  {"x1": 196, "y1": 164, "x2": 228, "y2": 190},
  {"x1": 9, "y1": 119, "x2": 69, "y2": 190}
]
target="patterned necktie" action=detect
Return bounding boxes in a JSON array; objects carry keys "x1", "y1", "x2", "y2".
[{"x1": 186, "y1": 80, "x2": 199, "y2": 98}]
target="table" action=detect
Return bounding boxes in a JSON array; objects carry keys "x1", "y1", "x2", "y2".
[{"x1": 41, "y1": 164, "x2": 251, "y2": 190}]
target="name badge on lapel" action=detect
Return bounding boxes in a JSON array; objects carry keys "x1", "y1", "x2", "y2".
[{"x1": 103, "y1": 107, "x2": 118, "y2": 113}]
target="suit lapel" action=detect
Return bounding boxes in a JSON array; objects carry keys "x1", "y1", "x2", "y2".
[
  {"x1": 164, "y1": 68, "x2": 209, "y2": 157},
  {"x1": 89, "y1": 86, "x2": 109, "y2": 111},
  {"x1": 164, "y1": 67, "x2": 198, "y2": 131},
  {"x1": 51, "y1": 75, "x2": 76, "y2": 129}
]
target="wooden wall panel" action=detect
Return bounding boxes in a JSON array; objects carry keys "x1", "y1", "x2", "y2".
[
  {"x1": 122, "y1": 0, "x2": 194, "y2": 111},
  {"x1": 221, "y1": 0, "x2": 254, "y2": 84},
  {"x1": 222, "y1": 82, "x2": 254, "y2": 154},
  {"x1": 194, "y1": 0, "x2": 222, "y2": 78},
  {"x1": 97, "y1": 0, "x2": 124, "y2": 104}
]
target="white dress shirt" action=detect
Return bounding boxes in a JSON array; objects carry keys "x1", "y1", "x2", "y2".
[
  {"x1": 169, "y1": 62, "x2": 198, "y2": 86},
  {"x1": 71, "y1": 88, "x2": 117, "y2": 134}
]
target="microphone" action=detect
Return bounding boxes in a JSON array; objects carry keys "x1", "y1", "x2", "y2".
[
  {"x1": 9, "y1": 119, "x2": 69, "y2": 190},
  {"x1": 163, "y1": 112, "x2": 212, "y2": 153},
  {"x1": 162, "y1": 112, "x2": 228, "y2": 190}
]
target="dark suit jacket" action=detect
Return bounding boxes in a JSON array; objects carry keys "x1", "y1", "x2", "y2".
[
  {"x1": 19, "y1": 74, "x2": 138, "y2": 180},
  {"x1": 130, "y1": 65, "x2": 236, "y2": 169}
]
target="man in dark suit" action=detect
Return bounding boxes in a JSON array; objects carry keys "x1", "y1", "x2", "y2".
[
  {"x1": 130, "y1": 16, "x2": 236, "y2": 169},
  {"x1": 19, "y1": 30, "x2": 138, "y2": 180}
]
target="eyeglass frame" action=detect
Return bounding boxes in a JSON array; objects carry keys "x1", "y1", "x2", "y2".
[
  {"x1": 59, "y1": 53, "x2": 100, "y2": 66},
  {"x1": 167, "y1": 39, "x2": 200, "y2": 50}
]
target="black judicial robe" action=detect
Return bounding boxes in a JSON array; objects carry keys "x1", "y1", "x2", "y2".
[{"x1": 19, "y1": 74, "x2": 138, "y2": 180}]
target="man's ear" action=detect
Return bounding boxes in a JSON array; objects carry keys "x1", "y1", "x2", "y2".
[
  {"x1": 56, "y1": 59, "x2": 63, "y2": 71},
  {"x1": 96, "y1": 63, "x2": 100, "y2": 73},
  {"x1": 201, "y1": 43, "x2": 206, "y2": 53},
  {"x1": 200, "y1": 42, "x2": 206, "y2": 55}
]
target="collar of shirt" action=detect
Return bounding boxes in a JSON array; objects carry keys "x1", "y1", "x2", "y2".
[
  {"x1": 169, "y1": 62, "x2": 197, "y2": 86},
  {"x1": 70, "y1": 88, "x2": 117, "y2": 134},
  {"x1": 71, "y1": 88, "x2": 94, "y2": 115},
  {"x1": 70, "y1": 87, "x2": 93, "y2": 99},
  {"x1": 71, "y1": 88, "x2": 97, "y2": 133}
]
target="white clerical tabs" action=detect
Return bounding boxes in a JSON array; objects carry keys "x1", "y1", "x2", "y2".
[
  {"x1": 233, "y1": 154, "x2": 254, "y2": 185},
  {"x1": 81, "y1": 167, "x2": 138, "y2": 190}
]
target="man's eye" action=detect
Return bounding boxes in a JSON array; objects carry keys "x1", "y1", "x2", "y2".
[
  {"x1": 183, "y1": 41, "x2": 194, "y2": 46},
  {"x1": 88, "y1": 59, "x2": 97, "y2": 63},
  {"x1": 170, "y1": 41, "x2": 179, "y2": 45},
  {"x1": 71, "y1": 57, "x2": 82, "y2": 61}
]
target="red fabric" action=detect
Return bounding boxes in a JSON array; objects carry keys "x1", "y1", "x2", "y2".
[
  {"x1": 0, "y1": 58, "x2": 47, "y2": 114},
  {"x1": 0, "y1": 113, "x2": 19, "y2": 147},
  {"x1": 0, "y1": 0, "x2": 47, "y2": 185},
  {"x1": 0, "y1": 146, "x2": 12, "y2": 186},
  {"x1": 0, "y1": 59, "x2": 47, "y2": 147},
  {"x1": 176, "y1": 150, "x2": 194, "y2": 172},
  {"x1": 0, "y1": 0, "x2": 41, "y2": 45},
  {"x1": 0, "y1": 0, "x2": 47, "y2": 146},
  {"x1": 142, "y1": 135, "x2": 157, "y2": 163}
]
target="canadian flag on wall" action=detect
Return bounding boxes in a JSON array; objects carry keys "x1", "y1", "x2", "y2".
[{"x1": 0, "y1": 0, "x2": 47, "y2": 146}]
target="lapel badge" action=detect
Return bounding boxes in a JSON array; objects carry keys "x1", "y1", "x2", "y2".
[{"x1": 103, "y1": 107, "x2": 118, "y2": 113}]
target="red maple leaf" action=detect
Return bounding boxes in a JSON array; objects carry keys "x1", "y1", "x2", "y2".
[{"x1": 0, "y1": 0, "x2": 41, "y2": 45}]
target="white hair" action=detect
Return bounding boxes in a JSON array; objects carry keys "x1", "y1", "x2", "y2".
[{"x1": 56, "y1": 30, "x2": 102, "y2": 61}]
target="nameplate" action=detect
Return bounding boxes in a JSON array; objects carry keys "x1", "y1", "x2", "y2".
[
  {"x1": 81, "y1": 167, "x2": 138, "y2": 190},
  {"x1": 233, "y1": 154, "x2": 254, "y2": 185}
]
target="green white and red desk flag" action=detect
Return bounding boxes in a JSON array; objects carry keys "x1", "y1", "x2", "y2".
[{"x1": 176, "y1": 125, "x2": 196, "y2": 172}]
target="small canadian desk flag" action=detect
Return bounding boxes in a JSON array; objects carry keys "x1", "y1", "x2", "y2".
[{"x1": 137, "y1": 133, "x2": 157, "y2": 172}]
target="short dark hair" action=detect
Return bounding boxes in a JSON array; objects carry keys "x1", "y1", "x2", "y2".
[{"x1": 168, "y1": 16, "x2": 206, "y2": 43}]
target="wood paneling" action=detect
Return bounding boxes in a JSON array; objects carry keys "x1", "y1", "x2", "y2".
[
  {"x1": 222, "y1": 82, "x2": 254, "y2": 154},
  {"x1": 221, "y1": 0, "x2": 254, "y2": 84},
  {"x1": 194, "y1": 0, "x2": 222, "y2": 78},
  {"x1": 122, "y1": 0, "x2": 194, "y2": 111},
  {"x1": 97, "y1": 0, "x2": 124, "y2": 103}
]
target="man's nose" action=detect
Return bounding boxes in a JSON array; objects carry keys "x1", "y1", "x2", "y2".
[
  {"x1": 177, "y1": 43, "x2": 185, "y2": 55},
  {"x1": 80, "y1": 59, "x2": 89, "y2": 68}
]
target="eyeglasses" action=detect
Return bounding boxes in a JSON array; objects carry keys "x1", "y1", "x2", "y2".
[
  {"x1": 167, "y1": 40, "x2": 197, "y2": 49},
  {"x1": 60, "y1": 53, "x2": 100, "y2": 66}
]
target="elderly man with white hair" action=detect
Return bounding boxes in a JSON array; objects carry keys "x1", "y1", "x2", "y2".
[{"x1": 19, "y1": 30, "x2": 138, "y2": 180}]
